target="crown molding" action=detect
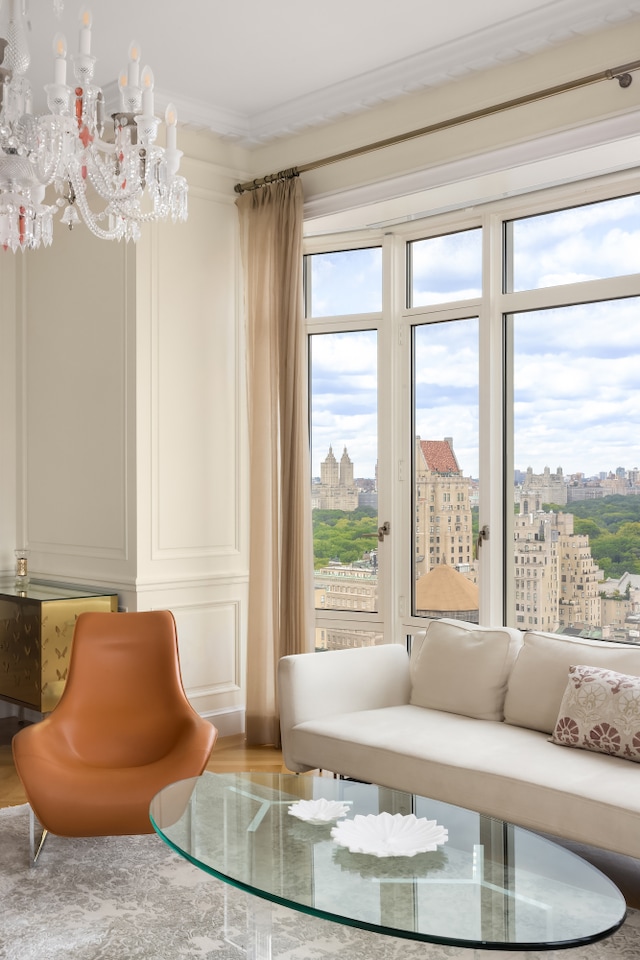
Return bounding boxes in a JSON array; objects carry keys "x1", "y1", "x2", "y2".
[
  {"x1": 104, "y1": 1, "x2": 640, "y2": 146},
  {"x1": 197, "y1": 0, "x2": 640, "y2": 144},
  {"x1": 101, "y1": 81, "x2": 251, "y2": 141}
]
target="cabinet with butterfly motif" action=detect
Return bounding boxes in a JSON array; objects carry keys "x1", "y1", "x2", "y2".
[{"x1": 0, "y1": 581, "x2": 117, "y2": 714}]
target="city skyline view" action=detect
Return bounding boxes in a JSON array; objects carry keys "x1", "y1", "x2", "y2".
[{"x1": 312, "y1": 440, "x2": 640, "y2": 489}]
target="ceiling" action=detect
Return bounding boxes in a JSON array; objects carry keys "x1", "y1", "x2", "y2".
[{"x1": 10, "y1": 0, "x2": 640, "y2": 145}]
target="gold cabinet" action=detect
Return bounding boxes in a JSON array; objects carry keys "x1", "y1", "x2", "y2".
[{"x1": 0, "y1": 581, "x2": 118, "y2": 713}]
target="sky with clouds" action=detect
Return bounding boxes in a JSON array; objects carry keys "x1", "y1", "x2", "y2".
[{"x1": 309, "y1": 193, "x2": 640, "y2": 481}]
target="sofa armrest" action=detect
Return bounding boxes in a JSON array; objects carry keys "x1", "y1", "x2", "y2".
[{"x1": 278, "y1": 644, "x2": 411, "y2": 772}]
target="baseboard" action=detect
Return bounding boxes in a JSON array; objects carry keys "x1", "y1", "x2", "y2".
[{"x1": 201, "y1": 706, "x2": 245, "y2": 739}]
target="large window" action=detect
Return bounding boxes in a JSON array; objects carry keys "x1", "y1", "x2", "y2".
[
  {"x1": 305, "y1": 180, "x2": 640, "y2": 647},
  {"x1": 306, "y1": 249, "x2": 383, "y2": 650},
  {"x1": 412, "y1": 319, "x2": 479, "y2": 620},
  {"x1": 506, "y1": 192, "x2": 640, "y2": 636}
]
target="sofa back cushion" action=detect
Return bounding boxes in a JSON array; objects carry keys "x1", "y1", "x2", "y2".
[
  {"x1": 409, "y1": 618, "x2": 523, "y2": 721},
  {"x1": 504, "y1": 630, "x2": 640, "y2": 733}
]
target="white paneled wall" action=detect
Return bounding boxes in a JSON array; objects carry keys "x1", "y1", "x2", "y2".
[
  {"x1": 142, "y1": 187, "x2": 242, "y2": 571},
  {"x1": 1, "y1": 132, "x2": 250, "y2": 735},
  {"x1": 130, "y1": 147, "x2": 249, "y2": 731},
  {"x1": 20, "y1": 234, "x2": 134, "y2": 574}
]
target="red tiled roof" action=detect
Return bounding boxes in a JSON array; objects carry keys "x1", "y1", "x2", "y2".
[{"x1": 420, "y1": 440, "x2": 460, "y2": 474}]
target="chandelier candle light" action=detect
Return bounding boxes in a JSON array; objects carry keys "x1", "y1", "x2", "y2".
[{"x1": 0, "y1": 0, "x2": 187, "y2": 251}]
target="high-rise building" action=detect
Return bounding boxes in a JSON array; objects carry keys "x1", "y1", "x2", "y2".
[
  {"x1": 513, "y1": 508, "x2": 602, "y2": 633},
  {"x1": 312, "y1": 446, "x2": 359, "y2": 510},
  {"x1": 521, "y1": 466, "x2": 567, "y2": 509},
  {"x1": 557, "y1": 513, "x2": 602, "y2": 630},
  {"x1": 513, "y1": 511, "x2": 560, "y2": 631},
  {"x1": 414, "y1": 437, "x2": 473, "y2": 579}
]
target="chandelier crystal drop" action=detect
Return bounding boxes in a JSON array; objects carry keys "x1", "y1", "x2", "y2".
[{"x1": 0, "y1": 0, "x2": 187, "y2": 251}]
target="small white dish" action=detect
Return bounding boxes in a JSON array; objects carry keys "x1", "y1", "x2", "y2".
[
  {"x1": 330, "y1": 812, "x2": 448, "y2": 857},
  {"x1": 288, "y1": 798, "x2": 352, "y2": 824}
]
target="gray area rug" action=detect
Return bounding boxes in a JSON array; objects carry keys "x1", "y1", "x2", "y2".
[{"x1": 1, "y1": 803, "x2": 639, "y2": 960}]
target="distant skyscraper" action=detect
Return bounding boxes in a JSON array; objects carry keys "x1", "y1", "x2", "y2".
[
  {"x1": 414, "y1": 437, "x2": 473, "y2": 579},
  {"x1": 521, "y1": 465, "x2": 567, "y2": 509},
  {"x1": 312, "y1": 446, "x2": 359, "y2": 510},
  {"x1": 513, "y1": 511, "x2": 560, "y2": 632}
]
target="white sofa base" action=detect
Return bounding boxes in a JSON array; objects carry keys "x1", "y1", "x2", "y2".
[
  {"x1": 279, "y1": 628, "x2": 640, "y2": 861},
  {"x1": 289, "y1": 705, "x2": 640, "y2": 859}
]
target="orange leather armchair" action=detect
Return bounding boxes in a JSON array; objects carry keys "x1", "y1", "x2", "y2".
[{"x1": 12, "y1": 610, "x2": 217, "y2": 850}]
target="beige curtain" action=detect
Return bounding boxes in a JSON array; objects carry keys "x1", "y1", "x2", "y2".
[{"x1": 236, "y1": 177, "x2": 315, "y2": 746}]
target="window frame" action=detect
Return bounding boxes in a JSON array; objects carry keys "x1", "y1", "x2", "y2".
[
  {"x1": 304, "y1": 171, "x2": 640, "y2": 640},
  {"x1": 304, "y1": 237, "x2": 393, "y2": 643}
]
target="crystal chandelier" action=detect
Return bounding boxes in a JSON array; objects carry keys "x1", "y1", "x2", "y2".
[{"x1": 0, "y1": 0, "x2": 187, "y2": 251}]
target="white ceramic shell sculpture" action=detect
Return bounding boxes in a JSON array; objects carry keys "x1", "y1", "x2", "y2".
[
  {"x1": 330, "y1": 812, "x2": 448, "y2": 857},
  {"x1": 288, "y1": 798, "x2": 353, "y2": 824}
]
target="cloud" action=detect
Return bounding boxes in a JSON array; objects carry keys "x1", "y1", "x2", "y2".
[
  {"x1": 309, "y1": 247, "x2": 382, "y2": 316},
  {"x1": 312, "y1": 412, "x2": 378, "y2": 478},
  {"x1": 307, "y1": 201, "x2": 640, "y2": 483},
  {"x1": 513, "y1": 298, "x2": 640, "y2": 475},
  {"x1": 410, "y1": 228, "x2": 482, "y2": 305},
  {"x1": 311, "y1": 329, "x2": 378, "y2": 475},
  {"x1": 511, "y1": 196, "x2": 640, "y2": 289}
]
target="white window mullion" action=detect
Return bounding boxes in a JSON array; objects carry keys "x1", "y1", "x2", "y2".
[
  {"x1": 378, "y1": 233, "x2": 409, "y2": 642},
  {"x1": 502, "y1": 273, "x2": 640, "y2": 315},
  {"x1": 478, "y1": 212, "x2": 507, "y2": 625}
]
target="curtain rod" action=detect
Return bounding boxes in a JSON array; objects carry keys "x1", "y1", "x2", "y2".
[{"x1": 234, "y1": 58, "x2": 640, "y2": 195}]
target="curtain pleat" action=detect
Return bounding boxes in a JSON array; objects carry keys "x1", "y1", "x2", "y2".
[{"x1": 236, "y1": 178, "x2": 314, "y2": 746}]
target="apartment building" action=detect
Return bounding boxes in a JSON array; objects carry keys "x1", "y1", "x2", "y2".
[
  {"x1": 312, "y1": 447, "x2": 359, "y2": 511},
  {"x1": 513, "y1": 512, "x2": 561, "y2": 632},
  {"x1": 521, "y1": 466, "x2": 567, "y2": 509},
  {"x1": 557, "y1": 514, "x2": 603, "y2": 631},
  {"x1": 414, "y1": 437, "x2": 474, "y2": 580},
  {"x1": 514, "y1": 509, "x2": 603, "y2": 634}
]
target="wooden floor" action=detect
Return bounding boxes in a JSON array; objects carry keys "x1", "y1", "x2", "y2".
[{"x1": 2, "y1": 717, "x2": 639, "y2": 910}]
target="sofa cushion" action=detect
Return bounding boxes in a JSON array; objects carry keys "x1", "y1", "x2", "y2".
[
  {"x1": 409, "y1": 618, "x2": 522, "y2": 721},
  {"x1": 504, "y1": 631, "x2": 640, "y2": 734},
  {"x1": 287, "y1": 704, "x2": 640, "y2": 859},
  {"x1": 550, "y1": 664, "x2": 640, "y2": 762}
]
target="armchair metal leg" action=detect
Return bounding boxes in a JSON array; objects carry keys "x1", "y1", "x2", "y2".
[{"x1": 29, "y1": 806, "x2": 49, "y2": 866}]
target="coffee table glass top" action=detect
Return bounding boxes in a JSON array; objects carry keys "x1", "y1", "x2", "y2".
[{"x1": 149, "y1": 771, "x2": 626, "y2": 951}]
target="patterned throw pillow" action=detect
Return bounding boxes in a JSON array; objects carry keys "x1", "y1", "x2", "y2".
[{"x1": 550, "y1": 664, "x2": 640, "y2": 762}]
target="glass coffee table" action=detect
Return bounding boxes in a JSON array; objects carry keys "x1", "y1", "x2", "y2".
[{"x1": 150, "y1": 771, "x2": 626, "y2": 955}]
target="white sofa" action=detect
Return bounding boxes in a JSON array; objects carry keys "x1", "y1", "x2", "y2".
[{"x1": 278, "y1": 619, "x2": 640, "y2": 859}]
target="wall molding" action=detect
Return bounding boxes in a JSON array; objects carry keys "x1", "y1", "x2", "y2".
[{"x1": 304, "y1": 113, "x2": 640, "y2": 233}]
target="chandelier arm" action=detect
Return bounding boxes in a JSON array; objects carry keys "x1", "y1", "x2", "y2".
[
  {"x1": 80, "y1": 151, "x2": 143, "y2": 203},
  {"x1": 66, "y1": 164, "x2": 127, "y2": 241},
  {"x1": 32, "y1": 119, "x2": 66, "y2": 186}
]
